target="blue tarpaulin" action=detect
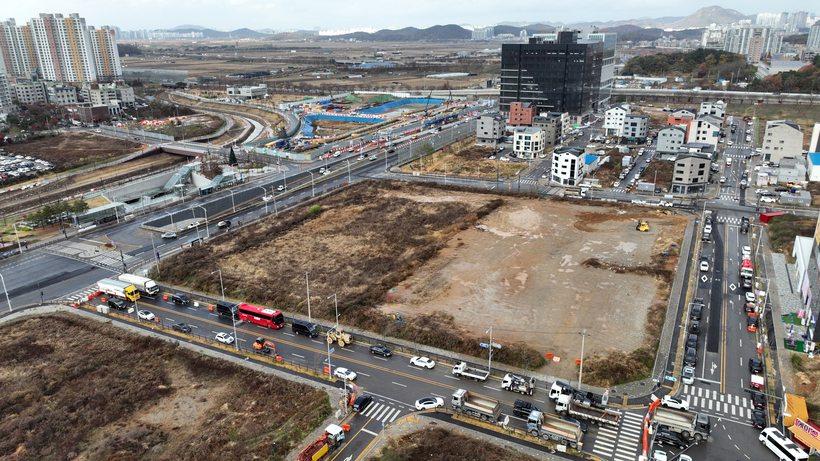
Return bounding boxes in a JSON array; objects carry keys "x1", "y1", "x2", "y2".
[{"x1": 359, "y1": 98, "x2": 445, "y2": 115}]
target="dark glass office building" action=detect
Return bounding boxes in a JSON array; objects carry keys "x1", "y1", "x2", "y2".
[{"x1": 501, "y1": 31, "x2": 603, "y2": 121}]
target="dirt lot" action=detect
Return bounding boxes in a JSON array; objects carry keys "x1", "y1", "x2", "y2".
[
  {"x1": 0, "y1": 313, "x2": 330, "y2": 460},
  {"x1": 399, "y1": 136, "x2": 528, "y2": 178},
  {"x1": 4, "y1": 132, "x2": 144, "y2": 171},
  {"x1": 159, "y1": 181, "x2": 686, "y2": 378},
  {"x1": 312, "y1": 118, "x2": 370, "y2": 136},
  {"x1": 166, "y1": 93, "x2": 284, "y2": 131}
]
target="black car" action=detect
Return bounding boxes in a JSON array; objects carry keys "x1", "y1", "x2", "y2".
[
  {"x1": 686, "y1": 334, "x2": 698, "y2": 349},
  {"x1": 172, "y1": 322, "x2": 192, "y2": 334},
  {"x1": 170, "y1": 294, "x2": 191, "y2": 306},
  {"x1": 107, "y1": 298, "x2": 126, "y2": 311},
  {"x1": 742, "y1": 278, "x2": 753, "y2": 289},
  {"x1": 752, "y1": 410, "x2": 766, "y2": 429},
  {"x1": 749, "y1": 358, "x2": 763, "y2": 374},
  {"x1": 690, "y1": 304, "x2": 702, "y2": 320},
  {"x1": 369, "y1": 344, "x2": 392, "y2": 357},
  {"x1": 513, "y1": 399, "x2": 539, "y2": 418},
  {"x1": 561, "y1": 416, "x2": 588, "y2": 433},
  {"x1": 654, "y1": 429, "x2": 689, "y2": 448},
  {"x1": 684, "y1": 347, "x2": 697, "y2": 367},
  {"x1": 751, "y1": 391, "x2": 766, "y2": 409},
  {"x1": 352, "y1": 394, "x2": 373, "y2": 412},
  {"x1": 689, "y1": 320, "x2": 700, "y2": 334},
  {"x1": 775, "y1": 187, "x2": 789, "y2": 192}
]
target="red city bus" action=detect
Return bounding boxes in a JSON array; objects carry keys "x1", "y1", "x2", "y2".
[{"x1": 237, "y1": 303, "x2": 285, "y2": 329}]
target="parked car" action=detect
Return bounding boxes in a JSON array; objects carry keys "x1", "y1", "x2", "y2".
[
  {"x1": 749, "y1": 358, "x2": 763, "y2": 374},
  {"x1": 684, "y1": 347, "x2": 697, "y2": 367},
  {"x1": 137, "y1": 310, "x2": 155, "y2": 321},
  {"x1": 760, "y1": 196, "x2": 776, "y2": 203},
  {"x1": 746, "y1": 291, "x2": 756, "y2": 303},
  {"x1": 172, "y1": 322, "x2": 192, "y2": 333},
  {"x1": 751, "y1": 391, "x2": 766, "y2": 409},
  {"x1": 107, "y1": 298, "x2": 126, "y2": 311},
  {"x1": 690, "y1": 304, "x2": 702, "y2": 320},
  {"x1": 410, "y1": 356, "x2": 435, "y2": 369},
  {"x1": 747, "y1": 316, "x2": 759, "y2": 331},
  {"x1": 686, "y1": 334, "x2": 698, "y2": 349},
  {"x1": 369, "y1": 344, "x2": 393, "y2": 357},
  {"x1": 700, "y1": 257, "x2": 709, "y2": 272},
  {"x1": 414, "y1": 397, "x2": 444, "y2": 410},
  {"x1": 751, "y1": 410, "x2": 766, "y2": 428},
  {"x1": 187, "y1": 222, "x2": 201, "y2": 229},
  {"x1": 682, "y1": 366, "x2": 695, "y2": 385}
]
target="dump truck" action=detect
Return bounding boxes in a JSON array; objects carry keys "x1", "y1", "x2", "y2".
[
  {"x1": 97, "y1": 278, "x2": 140, "y2": 302},
  {"x1": 555, "y1": 394, "x2": 621, "y2": 427},
  {"x1": 526, "y1": 410, "x2": 584, "y2": 448},
  {"x1": 296, "y1": 424, "x2": 345, "y2": 461},
  {"x1": 253, "y1": 337, "x2": 276, "y2": 356},
  {"x1": 451, "y1": 388, "x2": 501, "y2": 421},
  {"x1": 651, "y1": 407, "x2": 711, "y2": 442},
  {"x1": 452, "y1": 362, "x2": 490, "y2": 382},
  {"x1": 117, "y1": 274, "x2": 159, "y2": 296},
  {"x1": 502, "y1": 374, "x2": 536, "y2": 395}
]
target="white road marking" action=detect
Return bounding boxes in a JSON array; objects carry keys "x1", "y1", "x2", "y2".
[
  {"x1": 292, "y1": 354, "x2": 304, "y2": 359},
  {"x1": 392, "y1": 382, "x2": 407, "y2": 387}
]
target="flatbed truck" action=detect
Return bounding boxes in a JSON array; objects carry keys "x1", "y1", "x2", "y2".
[{"x1": 452, "y1": 361, "x2": 490, "y2": 382}]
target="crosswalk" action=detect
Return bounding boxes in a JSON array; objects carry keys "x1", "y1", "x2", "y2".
[
  {"x1": 592, "y1": 411, "x2": 644, "y2": 461},
  {"x1": 681, "y1": 385, "x2": 756, "y2": 422},
  {"x1": 717, "y1": 194, "x2": 740, "y2": 202},
  {"x1": 39, "y1": 240, "x2": 127, "y2": 271},
  {"x1": 58, "y1": 284, "x2": 100, "y2": 304},
  {"x1": 715, "y1": 216, "x2": 745, "y2": 224},
  {"x1": 359, "y1": 399, "x2": 407, "y2": 424}
]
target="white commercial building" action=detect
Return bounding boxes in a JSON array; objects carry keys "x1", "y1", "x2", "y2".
[
  {"x1": 11, "y1": 81, "x2": 47, "y2": 105},
  {"x1": 551, "y1": 146, "x2": 585, "y2": 186},
  {"x1": 0, "y1": 73, "x2": 12, "y2": 107},
  {"x1": 226, "y1": 84, "x2": 268, "y2": 100},
  {"x1": 656, "y1": 125, "x2": 688, "y2": 155},
  {"x1": 604, "y1": 103, "x2": 630, "y2": 137},
  {"x1": 762, "y1": 120, "x2": 803, "y2": 164},
  {"x1": 45, "y1": 83, "x2": 78, "y2": 105},
  {"x1": 623, "y1": 114, "x2": 649, "y2": 143},
  {"x1": 476, "y1": 112, "x2": 505, "y2": 145},
  {"x1": 687, "y1": 116, "x2": 722, "y2": 151},
  {"x1": 698, "y1": 101, "x2": 726, "y2": 121},
  {"x1": 512, "y1": 126, "x2": 544, "y2": 159}
]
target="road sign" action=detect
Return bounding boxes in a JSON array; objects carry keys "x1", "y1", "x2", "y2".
[
  {"x1": 665, "y1": 376, "x2": 677, "y2": 382},
  {"x1": 479, "y1": 343, "x2": 489, "y2": 348},
  {"x1": 329, "y1": 348, "x2": 335, "y2": 354}
]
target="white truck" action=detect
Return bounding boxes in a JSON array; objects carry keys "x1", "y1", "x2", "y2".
[
  {"x1": 452, "y1": 362, "x2": 490, "y2": 382},
  {"x1": 501, "y1": 374, "x2": 536, "y2": 395},
  {"x1": 651, "y1": 407, "x2": 711, "y2": 442},
  {"x1": 451, "y1": 389, "x2": 501, "y2": 422},
  {"x1": 117, "y1": 274, "x2": 159, "y2": 296},
  {"x1": 526, "y1": 410, "x2": 584, "y2": 449},
  {"x1": 97, "y1": 278, "x2": 140, "y2": 302},
  {"x1": 555, "y1": 394, "x2": 621, "y2": 427}
]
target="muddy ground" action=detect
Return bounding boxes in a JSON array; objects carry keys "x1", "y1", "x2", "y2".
[
  {"x1": 399, "y1": 136, "x2": 527, "y2": 178},
  {"x1": 4, "y1": 132, "x2": 144, "y2": 170},
  {"x1": 312, "y1": 118, "x2": 370, "y2": 135},
  {"x1": 381, "y1": 199, "x2": 688, "y2": 379}
]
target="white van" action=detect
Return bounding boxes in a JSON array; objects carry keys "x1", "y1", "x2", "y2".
[{"x1": 759, "y1": 428, "x2": 808, "y2": 461}]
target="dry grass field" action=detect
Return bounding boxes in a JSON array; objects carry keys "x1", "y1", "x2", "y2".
[
  {"x1": 369, "y1": 427, "x2": 539, "y2": 461},
  {"x1": 399, "y1": 136, "x2": 527, "y2": 178},
  {"x1": 6, "y1": 132, "x2": 144, "y2": 170},
  {"x1": 0, "y1": 313, "x2": 330, "y2": 461}
]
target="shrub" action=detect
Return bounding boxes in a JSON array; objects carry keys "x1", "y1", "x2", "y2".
[
  {"x1": 792, "y1": 353, "x2": 804, "y2": 371},
  {"x1": 309, "y1": 205, "x2": 322, "y2": 215}
]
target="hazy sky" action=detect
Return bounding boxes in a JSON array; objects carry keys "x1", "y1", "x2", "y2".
[{"x1": 2, "y1": 0, "x2": 814, "y2": 31}]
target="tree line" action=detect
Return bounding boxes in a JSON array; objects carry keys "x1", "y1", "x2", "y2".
[
  {"x1": 749, "y1": 56, "x2": 820, "y2": 94},
  {"x1": 623, "y1": 49, "x2": 750, "y2": 77},
  {"x1": 27, "y1": 199, "x2": 90, "y2": 229}
]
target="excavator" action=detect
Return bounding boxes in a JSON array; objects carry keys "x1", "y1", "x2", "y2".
[{"x1": 253, "y1": 337, "x2": 276, "y2": 356}]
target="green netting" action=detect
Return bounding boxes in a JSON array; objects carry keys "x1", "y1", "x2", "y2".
[{"x1": 345, "y1": 95, "x2": 363, "y2": 103}]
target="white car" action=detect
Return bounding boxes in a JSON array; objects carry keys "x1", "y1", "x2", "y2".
[
  {"x1": 682, "y1": 366, "x2": 695, "y2": 385},
  {"x1": 727, "y1": 141, "x2": 733, "y2": 146},
  {"x1": 660, "y1": 395, "x2": 690, "y2": 411},
  {"x1": 703, "y1": 224, "x2": 712, "y2": 234},
  {"x1": 187, "y1": 222, "x2": 201, "y2": 229},
  {"x1": 742, "y1": 246, "x2": 752, "y2": 258},
  {"x1": 613, "y1": 181, "x2": 620, "y2": 188},
  {"x1": 410, "y1": 356, "x2": 436, "y2": 369},
  {"x1": 215, "y1": 332, "x2": 234, "y2": 344},
  {"x1": 760, "y1": 196, "x2": 776, "y2": 203},
  {"x1": 500, "y1": 157, "x2": 510, "y2": 162},
  {"x1": 277, "y1": 185, "x2": 286, "y2": 192},
  {"x1": 332, "y1": 152, "x2": 341, "y2": 157},
  {"x1": 161, "y1": 232, "x2": 177, "y2": 239},
  {"x1": 358, "y1": 155, "x2": 366, "y2": 161},
  {"x1": 137, "y1": 310, "x2": 155, "y2": 321},
  {"x1": 414, "y1": 397, "x2": 444, "y2": 410},
  {"x1": 719, "y1": 177, "x2": 726, "y2": 183},
  {"x1": 746, "y1": 291, "x2": 756, "y2": 303},
  {"x1": 700, "y1": 259, "x2": 709, "y2": 272},
  {"x1": 333, "y1": 367, "x2": 357, "y2": 381}
]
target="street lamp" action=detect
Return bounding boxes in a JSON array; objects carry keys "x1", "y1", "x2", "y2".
[
  {"x1": 309, "y1": 172, "x2": 315, "y2": 197},
  {"x1": 486, "y1": 326, "x2": 493, "y2": 375},
  {"x1": 211, "y1": 269, "x2": 237, "y2": 351},
  {"x1": 578, "y1": 329, "x2": 587, "y2": 390},
  {"x1": 227, "y1": 189, "x2": 236, "y2": 213},
  {"x1": 305, "y1": 272, "x2": 312, "y2": 323},
  {"x1": 0, "y1": 272, "x2": 12, "y2": 312},
  {"x1": 191, "y1": 205, "x2": 210, "y2": 238},
  {"x1": 12, "y1": 222, "x2": 23, "y2": 254},
  {"x1": 328, "y1": 294, "x2": 338, "y2": 329},
  {"x1": 345, "y1": 159, "x2": 351, "y2": 184},
  {"x1": 256, "y1": 185, "x2": 269, "y2": 214},
  {"x1": 283, "y1": 169, "x2": 287, "y2": 190}
]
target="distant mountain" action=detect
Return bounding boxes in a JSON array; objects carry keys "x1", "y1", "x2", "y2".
[
  {"x1": 494, "y1": 24, "x2": 555, "y2": 36},
  {"x1": 170, "y1": 24, "x2": 207, "y2": 30},
  {"x1": 601, "y1": 24, "x2": 703, "y2": 42},
  {"x1": 166, "y1": 28, "x2": 271, "y2": 38},
  {"x1": 666, "y1": 6, "x2": 747, "y2": 29},
  {"x1": 335, "y1": 24, "x2": 470, "y2": 41}
]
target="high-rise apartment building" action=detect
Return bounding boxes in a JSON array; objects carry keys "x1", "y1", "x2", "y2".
[
  {"x1": 501, "y1": 31, "x2": 603, "y2": 121},
  {"x1": 809, "y1": 22, "x2": 820, "y2": 51},
  {"x1": 724, "y1": 26, "x2": 782, "y2": 62},
  {"x1": 0, "y1": 13, "x2": 121, "y2": 83}
]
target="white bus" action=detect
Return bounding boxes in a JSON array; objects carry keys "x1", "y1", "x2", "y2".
[{"x1": 759, "y1": 428, "x2": 809, "y2": 461}]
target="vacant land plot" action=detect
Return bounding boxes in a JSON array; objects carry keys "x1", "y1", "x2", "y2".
[
  {"x1": 158, "y1": 181, "x2": 685, "y2": 379},
  {"x1": 5, "y1": 132, "x2": 143, "y2": 171},
  {"x1": 0, "y1": 313, "x2": 329, "y2": 461},
  {"x1": 166, "y1": 93, "x2": 283, "y2": 131},
  {"x1": 382, "y1": 199, "x2": 687, "y2": 383},
  {"x1": 312, "y1": 118, "x2": 368, "y2": 135},
  {"x1": 728, "y1": 104, "x2": 820, "y2": 149},
  {"x1": 399, "y1": 137, "x2": 527, "y2": 178},
  {"x1": 371, "y1": 426, "x2": 538, "y2": 461}
]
